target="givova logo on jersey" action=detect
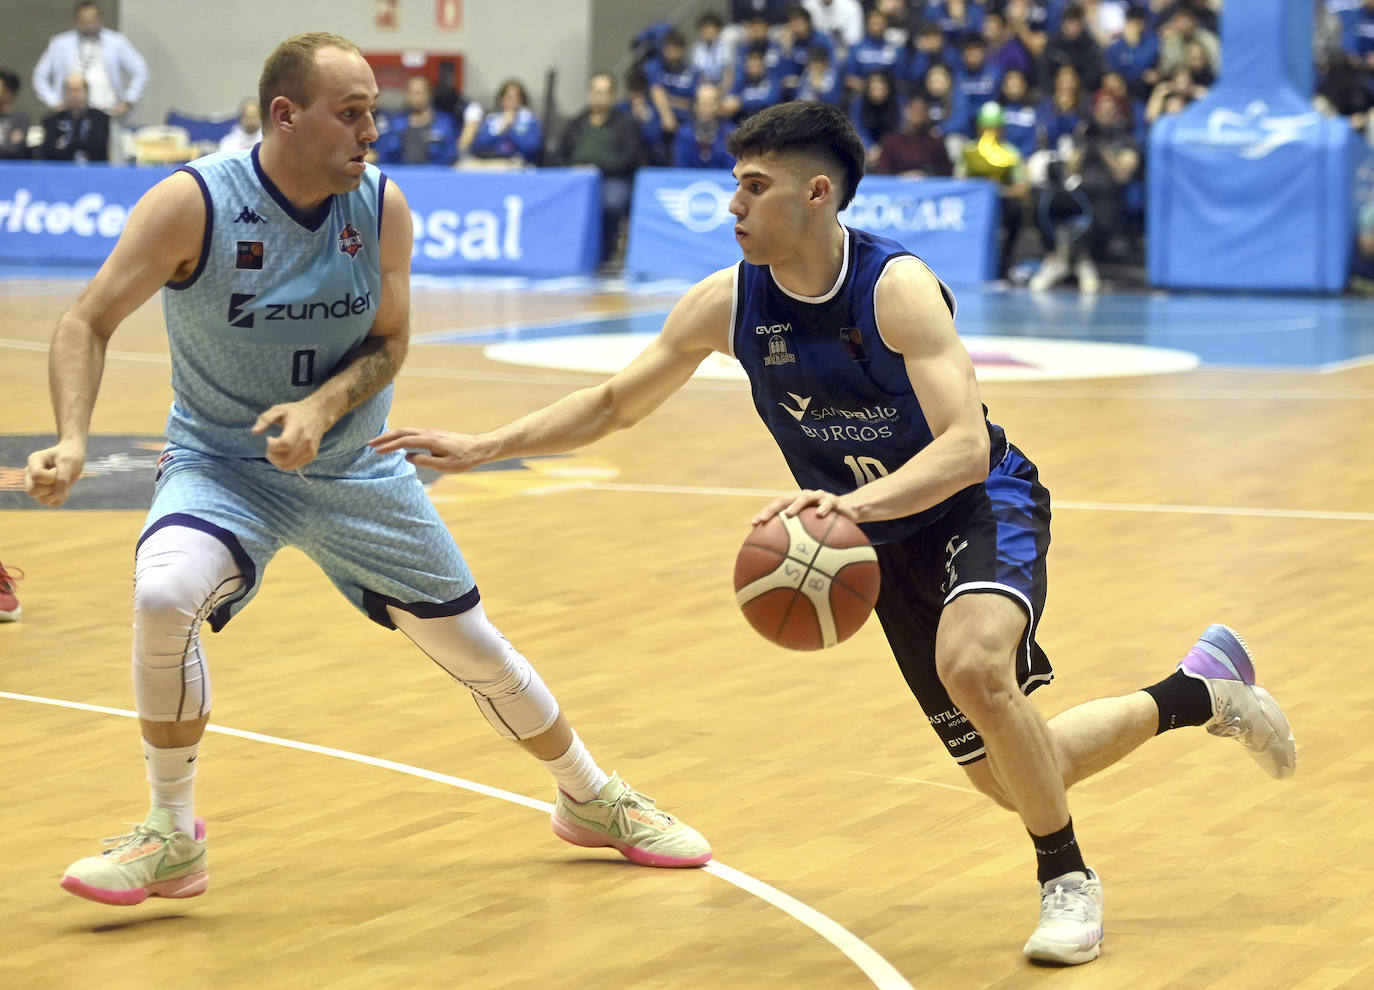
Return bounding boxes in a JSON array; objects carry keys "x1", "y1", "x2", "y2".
[{"x1": 226, "y1": 290, "x2": 374, "y2": 329}]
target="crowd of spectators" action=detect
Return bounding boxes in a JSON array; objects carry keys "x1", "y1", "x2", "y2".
[{"x1": 13, "y1": 2, "x2": 1374, "y2": 286}]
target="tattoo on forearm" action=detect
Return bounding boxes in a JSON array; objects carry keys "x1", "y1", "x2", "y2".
[{"x1": 343, "y1": 337, "x2": 401, "y2": 410}]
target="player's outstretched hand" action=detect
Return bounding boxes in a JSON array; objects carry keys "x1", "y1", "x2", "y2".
[
  {"x1": 368, "y1": 428, "x2": 490, "y2": 473},
  {"x1": 751, "y1": 489, "x2": 858, "y2": 527},
  {"x1": 24, "y1": 438, "x2": 87, "y2": 507},
  {"x1": 252, "y1": 401, "x2": 329, "y2": 472}
]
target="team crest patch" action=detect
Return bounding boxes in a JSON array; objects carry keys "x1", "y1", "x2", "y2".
[
  {"x1": 236, "y1": 241, "x2": 264, "y2": 270},
  {"x1": 840, "y1": 327, "x2": 867, "y2": 362},
  {"x1": 337, "y1": 221, "x2": 363, "y2": 259},
  {"x1": 763, "y1": 333, "x2": 796, "y2": 366}
]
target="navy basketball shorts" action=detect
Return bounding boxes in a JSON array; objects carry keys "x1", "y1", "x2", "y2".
[{"x1": 872, "y1": 444, "x2": 1053, "y2": 766}]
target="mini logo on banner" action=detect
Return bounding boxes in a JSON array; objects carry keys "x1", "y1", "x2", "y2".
[
  {"x1": 236, "y1": 241, "x2": 263, "y2": 270},
  {"x1": 337, "y1": 221, "x2": 363, "y2": 258},
  {"x1": 1195, "y1": 101, "x2": 1320, "y2": 160},
  {"x1": 840, "y1": 327, "x2": 867, "y2": 362},
  {"x1": 655, "y1": 180, "x2": 734, "y2": 232},
  {"x1": 234, "y1": 206, "x2": 266, "y2": 224},
  {"x1": 763, "y1": 333, "x2": 796, "y2": 366}
]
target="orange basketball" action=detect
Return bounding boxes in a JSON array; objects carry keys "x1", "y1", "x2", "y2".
[{"x1": 733, "y1": 506, "x2": 881, "y2": 651}]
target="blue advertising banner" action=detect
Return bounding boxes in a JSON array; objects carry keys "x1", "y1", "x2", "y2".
[
  {"x1": 625, "y1": 167, "x2": 1000, "y2": 284},
  {"x1": 0, "y1": 162, "x2": 600, "y2": 276}
]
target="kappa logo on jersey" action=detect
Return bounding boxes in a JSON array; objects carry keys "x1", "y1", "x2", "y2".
[
  {"x1": 777, "y1": 392, "x2": 812, "y2": 421},
  {"x1": 763, "y1": 334, "x2": 796, "y2": 366},
  {"x1": 840, "y1": 327, "x2": 868, "y2": 362},
  {"x1": 337, "y1": 221, "x2": 363, "y2": 258},
  {"x1": 234, "y1": 206, "x2": 266, "y2": 224},
  {"x1": 235, "y1": 241, "x2": 263, "y2": 270},
  {"x1": 228, "y1": 291, "x2": 255, "y2": 328}
]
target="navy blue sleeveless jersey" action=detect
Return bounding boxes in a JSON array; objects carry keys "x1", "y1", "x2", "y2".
[{"x1": 731, "y1": 226, "x2": 1007, "y2": 545}]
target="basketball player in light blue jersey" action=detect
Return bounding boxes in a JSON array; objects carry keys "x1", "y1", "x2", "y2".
[
  {"x1": 373, "y1": 102, "x2": 1297, "y2": 966},
  {"x1": 24, "y1": 32, "x2": 710, "y2": 907}
]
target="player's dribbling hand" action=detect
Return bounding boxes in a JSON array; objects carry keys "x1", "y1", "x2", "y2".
[
  {"x1": 752, "y1": 489, "x2": 858, "y2": 526},
  {"x1": 252, "y1": 402, "x2": 328, "y2": 472},
  {"x1": 367, "y1": 428, "x2": 489, "y2": 473},
  {"x1": 24, "y1": 438, "x2": 87, "y2": 507}
]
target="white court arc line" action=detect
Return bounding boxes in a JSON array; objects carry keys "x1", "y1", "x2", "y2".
[
  {"x1": 506, "y1": 481, "x2": 1374, "y2": 523},
  {"x1": 0, "y1": 690, "x2": 914, "y2": 990}
]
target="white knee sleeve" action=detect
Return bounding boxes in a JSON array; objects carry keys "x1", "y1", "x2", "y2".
[
  {"x1": 390, "y1": 603, "x2": 560, "y2": 741},
  {"x1": 133, "y1": 526, "x2": 245, "y2": 721}
]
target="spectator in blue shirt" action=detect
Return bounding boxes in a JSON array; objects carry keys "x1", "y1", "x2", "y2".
[
  {"x1": 723, "y1": 44, "x2": 783, "y2": 121},
  {"x1": 900, "y1": 22, "x2": 957, "y2": 96},
  {"x1": 469, "y1": 79, "x2": 543, "y2": 164},
  {"x1": 794, "y1": 45, "x2": 845, "y2": 105},
  {"x1": 850, "y1": 69, "x2": 903, "y2": 162},
  {"x1": 983, "y1": 9, "x2": 1035, "y2": 79},
  {"x1": 674, "y1": 83, "x2": 735, "y2": 168},
  {"x1": 648, "y1": 30, "x2": 701, "y2": 135},
  {"x1": 921, "y1": 62, "x2": 959, "y2": 137},
  {"x1": 775, "y1": 6, "x2": 836, "y2": 95},
  {"x1": 373, "y1": 75, "x2": 458, "y2": 165},
  {"x1": 620, "y1": 68, "x2": 667, "y2": 165},
  {"x1": 844, "y1": 8, "x2": 904, "y2": 93},
  {"x1": 690, "y1": 13, "x2": 734, "y2": 86},
  {"x1": 950, "y1": 37, "x2": 1002, "y2": 137},
  {"x1": 996, "y1": 68, "x2": 1041, "y2": 158},
  {"x1": 923, "y1": 0, "x2": 988, "y2": 45},
  {"x1": 1041, "y1": 63, "x2": 1085, "y2": 154},
  {"x1": 1104, "y1": 6, "x2": 1160, "y2": 100}
]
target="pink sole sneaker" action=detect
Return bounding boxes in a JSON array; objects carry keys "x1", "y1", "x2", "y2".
[
  {"x1": 60, "y1": 817, "x2": 208, "y2": 906},
  {"x1": 552, "y1": 813, "x2": 712, "y2": 868}
]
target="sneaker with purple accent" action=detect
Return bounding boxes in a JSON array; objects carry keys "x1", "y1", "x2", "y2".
[
  {"x1": 552, "y1": 773, "x2": 711, "y2": 868},
  {"x1": 1023, "y1": 869, "x2": 1104, "y2": 964},
  {"x1": 1179, "y1": 624, "x2": 1296, "y2": 780},
  {"x1": 60, "y1": 808, "x2": 208, "y2": 905}
]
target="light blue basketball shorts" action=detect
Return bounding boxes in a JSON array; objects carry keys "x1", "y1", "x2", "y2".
[{"x1": 138, "y1": 443, "x2": 478, "y2": 631}]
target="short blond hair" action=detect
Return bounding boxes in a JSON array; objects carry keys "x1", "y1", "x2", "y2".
[{"x1": 258, "y1": 32, "x2": 362, "y2": 113}]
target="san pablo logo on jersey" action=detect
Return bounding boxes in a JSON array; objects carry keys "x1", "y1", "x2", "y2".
[
  {"x1": 234, "y1": 205, "x2": 266, "y2": 224},
  {"x1": 337, "y1": 221, "x2": 363, "y2": 259}
]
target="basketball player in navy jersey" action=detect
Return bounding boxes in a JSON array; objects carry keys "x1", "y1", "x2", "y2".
[
  {"x1": 373, "y1": 101, "x2": 1297, "y2": 965},
  {"x1": 23, "y1": 32, "x2": 710, "y2": 907}
]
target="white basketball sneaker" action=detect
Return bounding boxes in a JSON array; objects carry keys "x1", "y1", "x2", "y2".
[
  {"x1": 1179, "y1": 624, "x2": 1296, "y2": 779},
  {"x1": 1023, "y1": 869, "x2": 1104, "y2": 964}
]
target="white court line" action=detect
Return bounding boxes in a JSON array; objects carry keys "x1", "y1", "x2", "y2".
[
  {"x1": 0, "y1": 690, "x2": 913, "y2": 990},
  {"x1": 514, "y1": 481, "x2": 1374, "y2": 522},
  {"x1": 842, "y1": 770, "x2": 982, "y2": 797},
  {"x1": 4, "y1": 336, "x2": 1372, "y2": 394}
]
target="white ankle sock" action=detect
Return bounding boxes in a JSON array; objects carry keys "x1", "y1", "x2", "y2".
[
  {"x1": 542, "y1": 733, "x2": 609, "y2": 803},
  {"x1": 142, "y1": 739, "x2": 198, "y2": 835}
]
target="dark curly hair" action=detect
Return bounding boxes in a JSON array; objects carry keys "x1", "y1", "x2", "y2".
[{"x1": 726, "y1": 101, "x2": 866, "y2": 210}]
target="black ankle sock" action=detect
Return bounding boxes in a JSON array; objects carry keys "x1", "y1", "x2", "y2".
[
  {"x1": 1030, "y1": 818, "x2": 1088, "y2": 884},
  {"x1": 1142, "y1": 669, "x2": 1214, "y2": 735}
]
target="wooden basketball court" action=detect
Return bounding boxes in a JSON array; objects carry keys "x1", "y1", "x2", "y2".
[{"x1": 1, "y1": 275, "x2": 1371, "y2": 989}]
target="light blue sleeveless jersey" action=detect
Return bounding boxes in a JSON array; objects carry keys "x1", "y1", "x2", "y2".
[{"x1": 163, "y1": 145, "x2": 388, "y2": 465}]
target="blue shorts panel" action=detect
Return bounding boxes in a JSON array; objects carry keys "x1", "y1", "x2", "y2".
[
  {"x1": 143, "y1": 444, "x2": 476, "y2": 629},
  {"x1": 872, "y1": 444, "x2": 1053, "y2": 765}
]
